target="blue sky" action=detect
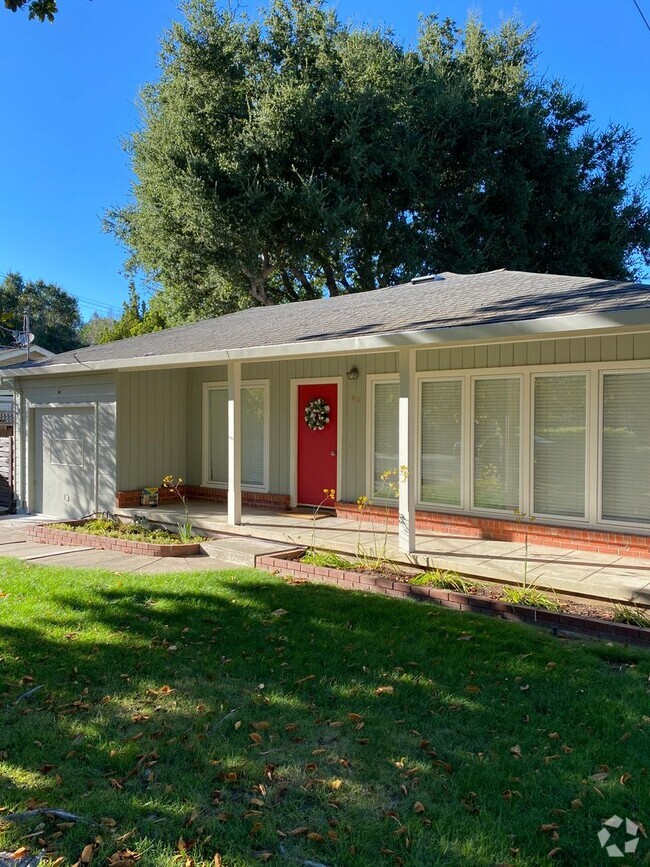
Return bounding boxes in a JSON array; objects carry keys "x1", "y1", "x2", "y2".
[{"x1": 0, "y1": 0, "x2": 648, "y2": 322}]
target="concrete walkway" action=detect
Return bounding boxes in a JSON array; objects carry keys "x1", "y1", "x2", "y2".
[{"x1": 2, "y1": 508, "x2": 650, "y2": 606}]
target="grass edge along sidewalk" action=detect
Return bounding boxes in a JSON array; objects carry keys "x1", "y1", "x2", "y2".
[{"x1": 0, "y1": 556, "x2": 648, "y2": 866}]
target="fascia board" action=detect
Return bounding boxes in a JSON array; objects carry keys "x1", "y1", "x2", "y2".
[{"x1": 10, "y1": 306, "x2": 650, "y2": 378}]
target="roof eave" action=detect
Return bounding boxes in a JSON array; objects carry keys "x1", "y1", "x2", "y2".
[{"x1": 11, "y1": 307, "x2": 650, "y2": 378}]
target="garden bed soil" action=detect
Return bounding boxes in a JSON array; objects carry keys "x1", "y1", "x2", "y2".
[
  {"x1": 257, "y1": 548, "x2": 650, "y2": 648},
  {"x1": 25, "y1": 520, "x2": 203, "y2": 558}
]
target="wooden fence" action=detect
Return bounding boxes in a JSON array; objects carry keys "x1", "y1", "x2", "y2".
[{"x1": 0, "y1": 435, "x2": 14, "y2": 512}]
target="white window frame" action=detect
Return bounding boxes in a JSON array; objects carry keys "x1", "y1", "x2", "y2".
[
  {"x1": 408, "y1": 358, "x2": 650, "y2": 532},
  {"x1": 366, "y1": 373, "x2": 400, "y2": 502},
  {"x1": 202, "y1": 379, "x2": 270, "y2": 492},
  {"x1": 597, "y1": 368, "x2": 650, "y2": 528},
  {"x1": 416, "y1": 376, "x2": 466, "y2": 511},
  {"x1": 529, "y1": 371, "x2": 591, "y2": 524},
  {"x1": 470, "y1": 373, "x2": 525, "y2": 515}
]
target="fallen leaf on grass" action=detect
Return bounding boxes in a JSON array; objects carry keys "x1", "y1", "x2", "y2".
[
  {"x1": 307, "y1": 833, "x2": 325, "y2": 842},
  {"x1": 509, "y1": 745, "x2": 522, "y2": 758},
  {"x1": 253, "y1": 852, "x2": 273, "y2": 861},
  {"x1": 270, "y1": 609, "x2": 288, "y2": 617},
  {"x1": 547, "y1": 848, "x2": 561, "y2": 858},
  {"x1": 589, "y1": 772, "x2": 609, "y2": 782},
  {"x1": 619, "y1": 773, "x2": 632, "y2": 785},
  {"x1": 413, "y1": 802, "x2": 425, "y2": 813},
  {"x1": 375, "y1": 686, "x2": 394, "y2": 695}
]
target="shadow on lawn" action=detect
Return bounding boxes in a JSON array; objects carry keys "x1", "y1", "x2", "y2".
[{"x1": 0, "y1": 568, "x2": 648, "y2": 866}]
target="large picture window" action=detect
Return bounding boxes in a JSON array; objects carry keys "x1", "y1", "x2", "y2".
[
  {"x1": 420, "y1": 379, "x2": 463, "y2": 507},
  {"x1": 602, "y1": 372, "x2": 650, "y2": 524},
  {"x1": 473, "y1": 378, "x2": 521, "y2": 511},
  {"x1": 205, "y1": 382, "x2": 268, "y2": 490},
  {"x1": 533, "y1": 375, "x2": 587, "y2": 518}
]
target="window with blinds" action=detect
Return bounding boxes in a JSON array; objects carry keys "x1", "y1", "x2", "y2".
[
  {"x1": 420, "y1": 379, "x2": 462, "y2": 507},
  {"x1": 602, "y1": 372, "x2": 650, "y2": 524},
  {"x1": 473, "y1": 378, "x2": 520, "y2": 511},
  {"x1": 372, "y1": 380, "x2": 399, "y2": 497},
  {"x1": 533, "y1": 376, "x2": 586, "y2": 518},
  {"x1": 207, "y1": 384, "x2": 267, "y2": 489}
]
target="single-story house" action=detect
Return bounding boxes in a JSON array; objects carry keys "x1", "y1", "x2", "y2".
[{"x1": 3, "y1": 269, "x2": 650, "y2": 556}]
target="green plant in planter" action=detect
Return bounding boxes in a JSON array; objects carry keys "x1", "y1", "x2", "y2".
[
  {"x1": 501, "y1": 585, "x2": 560, "y2": 611},
  {"x1": 612, "y1": 604, "x2": 650, "y2": 628},
  {"x1": 302, "y1": 549, "x2": 355, "y2": 570},
  {"x1": 161, "y1": 474, "x2": 194, "y2": 542},
  {"x1": 411, "y1": 569, "x2": 480, "y2": 593},
  {"x1": 356, "y1": 466, "x2": 408, "y2": 572}
]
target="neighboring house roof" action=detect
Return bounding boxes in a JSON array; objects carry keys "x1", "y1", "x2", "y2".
[
  {"x1": 7, "y1": 270, "x2": 650, "y2": 376},
  {"x1": 0, "y1": 345, "x2": 54, "y2": 367}
]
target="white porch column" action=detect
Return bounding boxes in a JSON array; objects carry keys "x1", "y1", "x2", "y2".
[
  {"x1": 227, "y1": 360, "x2": 242, "y2": 525},
  {"x1": 398, "y1": 347, "x2": 416, "y2": 553}
]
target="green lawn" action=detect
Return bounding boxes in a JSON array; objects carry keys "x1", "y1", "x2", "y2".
[{"x1": 0, "y1": 557, "x2": 648, "y2": 866}]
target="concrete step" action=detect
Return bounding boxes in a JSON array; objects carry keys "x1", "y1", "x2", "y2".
[{"x1": 200, "y1": 536, "x2": 293, "y2": 567}]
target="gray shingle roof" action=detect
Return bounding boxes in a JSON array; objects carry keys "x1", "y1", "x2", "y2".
[{"x1": 25, "y1": 269, "x2": 650, "y2": 369}]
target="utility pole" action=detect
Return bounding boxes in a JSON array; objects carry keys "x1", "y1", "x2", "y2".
[{"x1": 23, "y1": 310, "x2": 30, "y2": 362}]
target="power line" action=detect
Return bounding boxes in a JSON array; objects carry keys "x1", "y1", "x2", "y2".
[
  {"x1": 0, "y1": 271, "x2": 122, "y2": 316},
  {"x1": 632, "y1": 0, "x2": 650, "y2": 33}
]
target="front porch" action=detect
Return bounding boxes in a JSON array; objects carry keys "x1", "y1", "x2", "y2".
[{"x1": 118, "y1": 500, "x2": 650, "y2": 606}]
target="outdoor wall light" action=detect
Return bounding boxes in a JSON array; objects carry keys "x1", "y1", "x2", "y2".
[{"x1": 346, "y1": 365, "x2": 360, "y2": 381}]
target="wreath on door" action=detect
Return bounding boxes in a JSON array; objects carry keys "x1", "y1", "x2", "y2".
[{"x1": 304, "y1": 398, "x2": 331, "y2": 431}]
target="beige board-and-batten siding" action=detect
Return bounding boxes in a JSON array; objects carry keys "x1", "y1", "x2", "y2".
[
  {"x1": 116, "y1": 330, "x2": 650, "y2": 504},
  {"x1": 116, "y1": 368, "x2": 188, "y2": 491},
  {"x1": 14, "y1": 373, "x2": 116, "y2": 514},
  {"x1": 416, "y1": 332, "x2": 650, "y2": 371},
  {"x1": 184, "y1": 353, "x2": 398, "y2": 503}
]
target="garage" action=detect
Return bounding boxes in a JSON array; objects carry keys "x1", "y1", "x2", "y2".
[{"x1": 34, "y1": 406, "x2": 96, "y2": 518}]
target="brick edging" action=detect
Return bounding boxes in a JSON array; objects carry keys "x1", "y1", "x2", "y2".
[
  {"x1": 25, "y1": 522, "x2": 201, "y2": 558},
  {"x1": 334, "y1": 501, "x2": 650, "y2": 560},
  {"x1": 257, "y1": 550, "x2": 650, "y2": 648}
]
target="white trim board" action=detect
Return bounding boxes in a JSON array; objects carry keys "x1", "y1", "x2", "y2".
[
  {"x1": 11, "y1": 309, "x2": 650, "y2": 378},
  {"x1": 202, "y1": 379, "x2": 270, "y2": 492}
]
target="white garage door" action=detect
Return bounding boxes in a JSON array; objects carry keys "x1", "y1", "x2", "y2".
[{"x1": 35, "y1": 407, "x2": 96, "y2": 518}]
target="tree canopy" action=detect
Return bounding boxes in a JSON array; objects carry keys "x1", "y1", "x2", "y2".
[
  {"x1": 4, "y1": 0, "x2": 58, "y2": 22},
  {"x1": 95, "y1": 284, "x2": 166, "y2": 343},
  {"x1": 106, "y1": 0, "x2": 650, "y2": 323},
  {"x1": 0, "y1": 272, "x2": 81, "y2": 354}
]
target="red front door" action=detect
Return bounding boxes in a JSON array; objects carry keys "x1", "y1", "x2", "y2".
[{"x1": 297, "y1": 383, "x2": 338, "y2": 506}]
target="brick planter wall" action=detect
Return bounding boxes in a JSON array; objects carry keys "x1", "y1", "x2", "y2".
[
  {"x1": 115, "y1": 487, "x2": 290, "y2": 510},
  {"x1": 26, "y1": 521, "x2": 201, "y2": 558},
  {"x1": 334, "y1": 501, "x2": 650, "y2": 560},
  {"x1": 257, "y1": 549, "x2": 650, "y2": 648}
]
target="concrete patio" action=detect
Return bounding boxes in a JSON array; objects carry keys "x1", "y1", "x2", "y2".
[
  {"x1": 111, "y1": 500, "x2": 650, "y2": 606},
  {"x1": 1, "y1": 505, "x2": 649, "y2": 606}
]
